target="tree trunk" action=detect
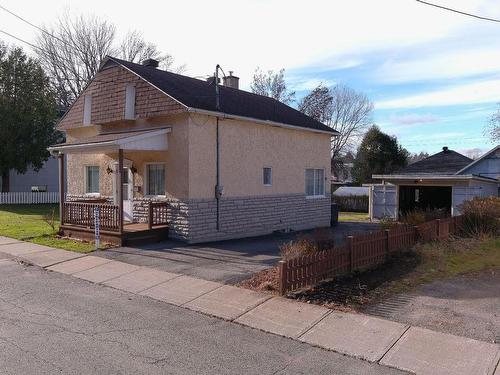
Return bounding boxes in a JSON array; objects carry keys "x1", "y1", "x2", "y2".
[{"x1": 1, "y1": 171, "x2": 9, "y2": 192}]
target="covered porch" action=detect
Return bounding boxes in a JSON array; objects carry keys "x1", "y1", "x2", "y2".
[{"x1": 49, "y1": 128, "x2": 172, "y2": 246}]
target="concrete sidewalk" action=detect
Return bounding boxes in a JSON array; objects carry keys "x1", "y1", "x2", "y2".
[{"x1": 1, "y1": 236, "x2": 499, "y2": 375}]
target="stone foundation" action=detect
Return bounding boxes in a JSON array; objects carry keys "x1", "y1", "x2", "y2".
[{"x1": 67, "y1": 193, "x2": 331, "y2": 244}]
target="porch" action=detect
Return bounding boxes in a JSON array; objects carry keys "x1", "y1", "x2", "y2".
[{"x1": 48, "y1": 127, "x2": 172, "y2": 246}]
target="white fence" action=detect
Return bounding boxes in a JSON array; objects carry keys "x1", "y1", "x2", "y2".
[{"x1": 0, "y1": 192, "x2": 59, "y2": 204}]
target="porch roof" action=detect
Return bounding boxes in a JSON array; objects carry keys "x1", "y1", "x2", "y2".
[{"x1": 48, "y1": 127, "x2": 171, "y2": 154}]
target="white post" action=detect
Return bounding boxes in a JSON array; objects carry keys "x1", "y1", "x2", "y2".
[{"x1": 94, "y1": 207, "x2": 100, "y2": 250}]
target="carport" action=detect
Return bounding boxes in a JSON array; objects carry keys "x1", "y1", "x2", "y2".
[{"x1": 398, "y1": 185, "x2": 452, "y2": 215}]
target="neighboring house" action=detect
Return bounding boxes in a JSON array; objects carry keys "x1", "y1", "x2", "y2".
[
  {"x1": 369, "y1": 146, "x2": 499, "y2": 220},
  {"x1": 48, "y1": 56, "x2": 337, "y2": 245},
  {"x1": 332, "y1": 186, "x2": 368, "y2": 197},
  {"x1": 0, "y1": 157, "x2": 59, "y2": 192}
]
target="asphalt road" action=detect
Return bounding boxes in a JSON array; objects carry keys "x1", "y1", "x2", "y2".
[{"x1": 0, "y1": 256, "x2": 406, "y2": 375}]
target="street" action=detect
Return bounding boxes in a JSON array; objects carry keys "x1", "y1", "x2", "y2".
[{"x1": 0, "y1": 256, "x2": 406, "y2": 375}]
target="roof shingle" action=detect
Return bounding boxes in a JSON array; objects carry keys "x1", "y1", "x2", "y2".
[
  {"x1": 399, "y1": 148, "x2": 472, "y2": 175},
  {"x1": 106, "y1": 57, "x2": 336, "y2": 134}
]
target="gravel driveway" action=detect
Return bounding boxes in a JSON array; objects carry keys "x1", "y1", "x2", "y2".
[{"x1": 364, "y1": 271, "x2": 500, "y2": 343}]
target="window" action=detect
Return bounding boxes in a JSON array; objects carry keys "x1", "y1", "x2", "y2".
[
  {"x1": 146, "y1": 164, "x2": 166, "y2": 196},
  {"x1": 83, "y1": 95, "x2": 92, "y2": 125},
  {"x1": 124, "y1": 84, "x2": 136, "y2": 120},
  {"x1": 85, "y1": 166, "x2": 99, "y2": 194},
  {"x1": 305, "y1": 168, "x2": 325, "y2": 197},
  {"x1": 263, "y1": 167, "x2": 272, "y2": 186}
]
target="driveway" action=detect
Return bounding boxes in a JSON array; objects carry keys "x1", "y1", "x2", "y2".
[
  {"x1": 364, "y1": 271, "x2": 500, "y2": 343},
  {"x1": 96, "y1": 222, "x2": 379, "y2": 284}
]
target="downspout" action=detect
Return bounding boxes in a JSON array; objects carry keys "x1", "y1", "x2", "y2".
[{"x1": 214, "y1": 65, "x2": 222, "y2": 231}]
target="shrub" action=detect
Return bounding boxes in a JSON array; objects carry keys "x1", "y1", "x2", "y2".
[
  {"x1": 400, "y1": 210, "x2": 426, "y2": 226},
  {"x1": 379, "y1": 216, "x2": 398, "y2": 230},
  {"x1": 280, "y1": 237, "x2": 317, "y2": 260},
  {"x1": 459, "y1": 197, "x2": 500, "y2": 237}
]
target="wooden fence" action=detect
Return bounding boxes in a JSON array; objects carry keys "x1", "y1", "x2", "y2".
[
  {"x1": 332, "y1": 195, "x2": 369, "y2": 212},
  {"x1": 148, "y1": 202, "x2": 169, "y2": 229},
  {"x1": 62, "y1": 202, "x2": 120, "y2": 232},
  {"x1": 278, "y1": 216, "x2": 463, "y2": 294},
  {"x1": 0, "y1": 192, "x2": 59, "y2": 204}
]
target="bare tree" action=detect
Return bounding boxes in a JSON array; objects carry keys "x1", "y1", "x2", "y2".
[
  {"x1": 118, "y1": 30, "x2": 185, "y2": 72},
  {"x1": 250, "y1": 68, "x2": 295, "y2": 104},
  {"x1": 299, "y1": 84, "x2": 373, "y2": 167},
  {"x1": 485, "y1": 104, "x2": 500, "y2": 142},
  {"x1": 36, "y1": 13, "x2": 183, "y2": 108}
]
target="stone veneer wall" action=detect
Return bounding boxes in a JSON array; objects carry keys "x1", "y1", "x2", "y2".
[{"x1": 132, "y1": 193, "x2": 331, "y2": 243}]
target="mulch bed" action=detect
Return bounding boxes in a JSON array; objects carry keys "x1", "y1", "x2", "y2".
[
  {"x1": 288, "y1": 251, "x2": 421, "y2": 311},
  {"x1": 238, "y1": 251, "x2": 421, "y2": 311}
]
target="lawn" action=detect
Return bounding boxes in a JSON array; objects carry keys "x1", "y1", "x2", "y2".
[
  {"x1": 0, "y1": 204, "x2": 97, "y2": 253},
  {"x1": 338, "y1": 211, "x2": 370, "y2": 222}
]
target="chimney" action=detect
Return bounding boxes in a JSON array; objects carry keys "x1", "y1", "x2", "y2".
[
  {"x1": 142, "y1": 58, "x2": 159, "y2": 68},
  {"x1": 442, "y1": 146, "x2": 449, "y2": 152},
  {"x1": 222, "y1": 71, "x2": 239, "y2": 89}
]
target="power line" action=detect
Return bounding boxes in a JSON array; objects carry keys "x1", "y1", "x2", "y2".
[
  {"x1": 0, "y1": 28, "x2": 42, "y2": 51},
  {"x1": 0, "y1": 4, "x2": 72, "y2": 46},
  {"x1": 415, "y1": 0, "x2": 500, "y2": 23}
]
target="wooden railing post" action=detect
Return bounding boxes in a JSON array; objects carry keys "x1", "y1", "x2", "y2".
[
  {"x1": 148, "y1": 201, "x2": 153, "y2": 230},
  {"x1": 435, "y1": 219, "x2": 440, "y2": 240},
  {"x1": 348, "y1": 236, "x2": 354, "y2": 272},
  {"x1": 58, "y1": 153, "x2": 65, "y2": 226},
  {"x1": 384, "y1": 229, "x2": 390, "y2": 259},
  {"x1": 278, "y1": 260, "x2": 287, "y2": 295}
]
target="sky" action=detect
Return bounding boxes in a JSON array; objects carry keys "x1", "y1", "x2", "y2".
[{"x1": 1, "y1": 0, "x2": 499, "y2": 155}]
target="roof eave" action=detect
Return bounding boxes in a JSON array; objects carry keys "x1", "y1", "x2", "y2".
[{"x1": 186, "y1": 107, "x2": 338, "y2": 136}]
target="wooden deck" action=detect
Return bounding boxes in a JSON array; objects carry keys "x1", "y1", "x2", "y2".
[{"x1": 61, "y1": 222, "x2": 169, "y2": 246}]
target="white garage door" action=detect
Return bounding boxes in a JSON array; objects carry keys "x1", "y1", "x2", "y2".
[{"x1": 370, "y1": 184, "x2": 397, "y2": 219}]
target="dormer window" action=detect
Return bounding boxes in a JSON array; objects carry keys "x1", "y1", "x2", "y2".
[
  {"x1": 83, "y1": 94, "x2": 92, "y2": 125},
  {"x1": 125, "y1": 84, "x2": 136, "y2": 120}
]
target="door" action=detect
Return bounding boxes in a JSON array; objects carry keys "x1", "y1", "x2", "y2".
[
  {"x1": 122, "y1": 167, "x2": 133, "y2": 222},
  {"x1": 371, "y1": 184, "x2": 397, "y2": 219}
]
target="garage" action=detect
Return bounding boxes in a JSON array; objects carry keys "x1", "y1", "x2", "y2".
[{"x1": 398, "y1": 185, "x2": 452, "y2": 215}]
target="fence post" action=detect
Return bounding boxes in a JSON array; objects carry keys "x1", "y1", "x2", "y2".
[
  {"x1": 384, "y1": 229, "x2": 390, "y2": 259},
  {"x1": 348, "y1": 236, "x2": 354, "y2": 272},
  {"x1": 148, "y1": 202, "x2": 153, "y2": 230},
  {"x1": 436, "y1": 219, "x2": 440, "y2": 240},
  {"x1": 414, "y1": 226, "x2": 419, "y2": 243},
  {"x1": 278, "y1": 260, "x2": 287, "y2": 296}
]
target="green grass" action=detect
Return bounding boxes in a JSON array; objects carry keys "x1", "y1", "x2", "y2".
[
  {"x1": 338, "y1": 211, "x2": 370, "y2": 222},
  {"x1": 383, "y1": 236, "x2": 500, "y2": 295},
  {"x1": 0, "y1": 204, "x2": 96, "y2": 253}
]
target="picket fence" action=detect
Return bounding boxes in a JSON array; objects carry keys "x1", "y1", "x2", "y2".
[
  {"x1": 278, "y1": 216, "x2": 463, "y2": 295},
  {"x1": 0, "y1": 192, "x2": 59, "y2": 204}
]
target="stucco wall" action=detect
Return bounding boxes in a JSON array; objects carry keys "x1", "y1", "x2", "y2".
[
  {"x1": 65, "y1": 114, "x2": 190, "y2": 199},
  {"x1": 188, "y1": 114, "x2": 332, "y2": 199}
]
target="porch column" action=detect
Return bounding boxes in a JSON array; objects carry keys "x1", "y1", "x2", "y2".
[
  {"x1": 58, "y1": 152, "x2": 65, "y2": 226},
  {"x1": 118, "y1": 148, "x2": 124, "y2": 233}
]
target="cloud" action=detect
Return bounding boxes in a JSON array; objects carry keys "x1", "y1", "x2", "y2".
[
  {"x1": 389, "y1": 113, "x2": 439, "y2": 125},
  {"x1": 376, "y1": 79, "x2": 500, "y2": 109},
  {"x1": 290, "y1": 78, "x2": 336, "y2": 92}
]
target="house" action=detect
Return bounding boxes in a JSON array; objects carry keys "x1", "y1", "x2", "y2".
[
  {"x1": 48, "y1": 56, "x2": 337, "y2": 245},
  {"x1": 369, "y1": 146, "x2": 499, "y2": 220},
  {"x1": 0, "y1": 157, "x2": 59, "y2": 193}
]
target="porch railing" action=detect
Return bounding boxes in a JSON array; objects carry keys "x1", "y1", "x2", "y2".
[
  {"x1": 62, "y1": 202, "x2": 120, "y2": 232},
  {"x1": 148, "y1": 201, "x2": 169, "y2": 229}
]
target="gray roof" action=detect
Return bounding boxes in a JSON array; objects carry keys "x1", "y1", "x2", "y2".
[{"x1": 399, "y1": 148, "x2": 472, "y2": 175}]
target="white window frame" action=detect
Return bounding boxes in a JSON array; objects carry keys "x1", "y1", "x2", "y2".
[
  {"x1": 263, "y1": 167, "x2": 272, "y2": 186},
  {"x1": 144, "y1": 162, "x2": 167, "y2": 197},
  {"x1": 83, "y1": 94, "x2": 92, "y2": 125},
  {"x1": 305, "y1": 168, "x2": 325, "y2": 198},
  {"x1": 84, "y1": 165, "x2": 100, "y2": 196},
  {"x1": 124, "y1": 84, "x2": 136, "y2": 120}
]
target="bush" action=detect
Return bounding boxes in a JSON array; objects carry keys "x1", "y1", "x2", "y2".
[
  {"x1": 459, "y1": 197, "x2": 500, "y2": 237},
  {"x1": 280, "y1": 228, "x2": 335, "y2": 260},
  {"x1": 379, "y1": 216, "x2": 398, "y2": 230},
  {"x1": 332, "y1": 195, "x2": 369, "y2": 212}
]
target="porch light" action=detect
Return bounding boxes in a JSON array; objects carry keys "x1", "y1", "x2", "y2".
[{"x1": 106, "y1": 166, "x2": 113, "y2": 175}]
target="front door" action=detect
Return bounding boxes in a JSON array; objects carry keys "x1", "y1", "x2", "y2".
[{"x1": 122, "y1": 167, "x2": 133, "y2": 222}]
